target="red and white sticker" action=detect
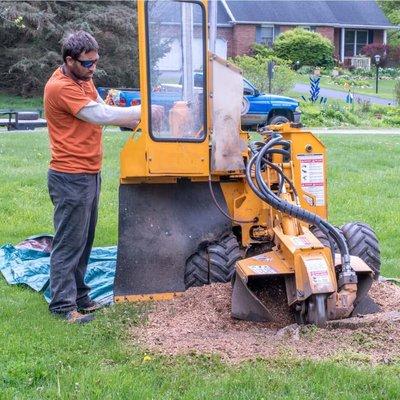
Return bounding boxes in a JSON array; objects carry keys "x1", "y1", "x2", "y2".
[
  {"x1": 304, "y1": 258, "x2": 330, "y2": 285},
  {"x1": 297, "y1": 153, "x2": 325, "y2": 206}
]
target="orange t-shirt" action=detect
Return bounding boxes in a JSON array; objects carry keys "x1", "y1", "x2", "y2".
[{"x1": 44, "y1": 67, "x2": 103, "y2": 173}]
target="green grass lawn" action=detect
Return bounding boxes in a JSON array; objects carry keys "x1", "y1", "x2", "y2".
[
  {"x1": 0, "y1": 93, "x2": 43, "y2": 110},
  {"x1": 296, "y1": 74, "x2": 397, "y2": 101},
  {"x1": 1, "y1": 130, "x2": 400, "y2": 398}
]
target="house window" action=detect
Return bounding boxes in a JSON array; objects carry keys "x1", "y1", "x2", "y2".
[
  {"x1": 256, "y1": 25, "x2": 274, "y2": 47},
  {"x1": 345, "y1": 29, "x2": 368, "y2": 57},
  {"x1": 299, "y1": 26, "x2": 316, "y2": 32}
]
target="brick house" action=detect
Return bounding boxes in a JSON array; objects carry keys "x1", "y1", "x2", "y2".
[{"x1": 215, "y1": 0, "x2": 395, "y2": 63}]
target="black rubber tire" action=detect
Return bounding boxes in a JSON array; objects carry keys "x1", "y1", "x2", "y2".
[
  {"x1": 309, "y1": 225, "x2": 339, "y2": 252},
  {"x1": 341, "y1": 221, "x2": 381, "y2": 279},
  {"x1": 268, "y1": 115, "x2": 289, "y2": 125},
  {"x1": 184, "y1": 233, "x2": 241, "y2": 289}
]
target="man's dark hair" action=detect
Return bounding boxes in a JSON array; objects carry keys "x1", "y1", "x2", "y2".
[{"x1": 61, "y1": 30, "x2": 99, "y2": 62}]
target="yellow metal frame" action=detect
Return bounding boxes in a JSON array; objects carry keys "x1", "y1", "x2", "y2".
[
  {"x1": 115, "y1": 292, "x2": 182, "y2": 302},
  {"x1": 116, "y1": 1, "x2": 338, "y2": 310},
  {"x1": 120, "y1": 0, "x2": 211, "y2": 183},
  {"x1": 219, "y1": 124, "x2": 328, "y2": 247}
]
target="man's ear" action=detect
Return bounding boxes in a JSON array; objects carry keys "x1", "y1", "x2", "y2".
[{"x1": 65, "y1": 56, "x2": 74, "y2": 67}]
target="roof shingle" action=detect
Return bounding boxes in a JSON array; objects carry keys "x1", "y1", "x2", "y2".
[{"x1": 224, "y1": 0, "x2": 393, "y2": 28}]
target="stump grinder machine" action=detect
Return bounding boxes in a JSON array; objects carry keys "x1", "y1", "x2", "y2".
[{"x1": 114, "y1": 0, "x2": 381, "y2": 325}]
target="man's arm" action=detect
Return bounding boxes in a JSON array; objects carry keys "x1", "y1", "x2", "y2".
[
  {"x1": 96, "y1": 92, "x2": 105, "y2": 104},
  {"x1": 77, "y1": 100, "x2": 141, "y2": 128}
]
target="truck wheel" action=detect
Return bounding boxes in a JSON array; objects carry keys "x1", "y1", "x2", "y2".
[
  {"x1": 241, "y1": 97, "x2": 250, "y2": 116},
  {"x1": 341, "y1": 222, "x2": 381, "y2": 279},
  {"x1": 184, "y1": 233, "x2": 241, "y2": 289},
  {"x1": 268, "y1": 115, "x2": 289, "y2": 125}
]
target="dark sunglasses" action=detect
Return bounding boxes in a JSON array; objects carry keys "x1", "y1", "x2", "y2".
[{"x1": 76, "y1": 59, "x2": 98, "y2": 68}]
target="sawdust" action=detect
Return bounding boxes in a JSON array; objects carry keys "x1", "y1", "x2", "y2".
[{"x1": 131, "y1": 281, "x2": 400, "y2": 363}]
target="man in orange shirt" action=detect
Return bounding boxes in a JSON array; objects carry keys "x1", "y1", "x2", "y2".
[{"x1": 44, "y1": 31, "x2": 161, "y2": 323}]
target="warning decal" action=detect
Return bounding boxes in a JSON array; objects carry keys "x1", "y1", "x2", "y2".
[
  {"x1": 304, "y1": 258, "x2": 330, "y2": 285},
  {"x1": 249, "y1": 265, "x2": 277, "y2": 275},
  {"x1": 291, "y1": 235, "x2": 312, "y2": 248},
  {"x1": 252, "y1": 254, "x2": 273, "y2": 262},
  {"x1": 297, "y1": 153, "x2": 325, "y2": 206}
]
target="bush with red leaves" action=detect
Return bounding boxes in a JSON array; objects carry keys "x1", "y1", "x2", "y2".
[
  {"x1": 361, "y1": 44, "x2": 390, "y2": 66},
  {"x1": 361, "y1": 43, "x2": 400, "y2": 67}
]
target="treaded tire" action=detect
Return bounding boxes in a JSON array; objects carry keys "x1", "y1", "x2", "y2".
[
  {"x1": 268, "y1": 115, "x2": 289, "y2": 125},
  {"x1": 341, "y1": 221, "x2": 381, "y2": 279},
  {"x1": 309, "y1": 225, "x2": 339, "y2": 252},
  {"x1": 184, "y1": 233, "x2": 241, "y2": 289}
]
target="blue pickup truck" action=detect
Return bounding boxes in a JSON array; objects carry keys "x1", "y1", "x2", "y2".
[{"x1": 98, "y1": 76, "x2": 300, "y2": 129}]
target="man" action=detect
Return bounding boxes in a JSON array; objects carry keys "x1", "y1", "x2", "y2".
[{"x1": 44, "y1": 30, "x2": 161, "y2": 323}]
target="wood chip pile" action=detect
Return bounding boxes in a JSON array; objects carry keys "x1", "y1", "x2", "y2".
[{"x1": 131, "y1": 281, "x2": 400, "y2": 363}]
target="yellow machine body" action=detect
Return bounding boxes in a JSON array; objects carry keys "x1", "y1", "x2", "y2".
[{"x1": 114, "y1": 0, "x2": 378, "y2": 325}]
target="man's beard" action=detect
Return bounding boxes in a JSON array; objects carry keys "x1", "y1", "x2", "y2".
[{"x1": 71, "y1": 68, "x2": 92, "y2": 82}]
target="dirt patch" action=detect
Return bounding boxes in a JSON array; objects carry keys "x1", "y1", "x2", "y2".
[{"x1": 131, "y1": 281, "x2": 400, "y2": 363}]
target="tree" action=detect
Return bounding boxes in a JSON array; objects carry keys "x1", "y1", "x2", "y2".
[
  {"x1": 377, "y1": 1, "x2": 400, "y2": 47},
  {"x1": 0, "y1": 1, "x2": 139, "y2": 96},
  {"x1": 231, "y1": 52, "x2": 296, "y2": 95},
  {"x1": 273, "y1": 28, "x2": 334, "y2": 68}
]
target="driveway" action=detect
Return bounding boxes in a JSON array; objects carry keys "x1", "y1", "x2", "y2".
[{"x1": 293, "y1": 83, "x2": 396, "y2": 106}]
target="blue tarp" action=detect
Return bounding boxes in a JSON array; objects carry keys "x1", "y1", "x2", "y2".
[{"x1": 0, "y1": 236, "x2": 116, "y2": 305}]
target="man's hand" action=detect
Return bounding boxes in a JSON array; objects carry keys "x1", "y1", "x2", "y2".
[
  {"x1": 105, "y1": 89, "x2": 121, "y2": 106},
  {"x1": 151, "y1": 104, "x2": 164, "y2": 131}
]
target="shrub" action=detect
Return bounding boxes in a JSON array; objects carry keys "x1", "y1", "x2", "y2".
[
  {"x1": 297, "y1": 65, "x2": 314, "y2": 75},
  {"x1": 273, "y1": 28, "x2": 334, "y2": 68},
  {"x1": 352, "y1": 68, "x2": 374, "y2": 78},
  {"x1": 382, "y1": 107, "x2": 400, "y2": 126},
  {"x1": 251, "y1": 43, "x2": 275, "y2": 58},
  {"x1": 380, "y1": 67, "x2": 400, "y2": 79},
  {"x1": 331, "y1": 75, "x2": 371, "y2": 88},
  {"x1": 361, "y1": 44, "x2": 390, "y2": 67},
  {"x1": 230, "y1": 54, "x2": 296, "y2": 94},
  {"x1": 357, "y1": 98, "x2": 371, "y2": 113},
  {"x1": 388, "y1": 45, "x2": 400, "y2": 65},
  {"x1": 270, "y1": 65, "x2": 297, "y2": 95},
  {"x1": 299, "y1": 101, "x2": 399, "y2": 128}
]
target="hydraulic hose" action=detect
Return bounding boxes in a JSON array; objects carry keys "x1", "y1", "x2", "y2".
[{"x1": 245, "y1": 133, "x2": 355, "y2": 279}]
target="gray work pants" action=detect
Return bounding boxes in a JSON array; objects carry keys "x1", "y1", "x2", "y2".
[{"x1": 47, "y1": 169, "x2": 101, "y2": 313}]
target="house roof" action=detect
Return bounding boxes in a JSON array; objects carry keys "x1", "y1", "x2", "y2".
[{"x1": 221, "y1": 0, "x2": 394, "y2": 29}]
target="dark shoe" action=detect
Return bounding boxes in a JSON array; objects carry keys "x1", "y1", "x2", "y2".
[
  {"x1": 77, "y1": 300, "x2": 103, "y2": 314},
  {"x1": 53, "y1": 310, "x2": 95, "y2": 324}
]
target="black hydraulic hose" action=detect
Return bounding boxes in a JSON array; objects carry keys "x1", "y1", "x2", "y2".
[
  {"x1": 318, "y1": 223, "x2": 338, "y2": 263},
  {"x1": 208, "y1": 177, "x2": 258, "y2": 224},
  {"x1": 254, "y1": 141, "x2": 347, "y2": 256},
  {"x1": 246, "y1": 134, "x2": 354, "y2": 275},
  {"x1": 254, "y1": 140, "x2": 351, "y2": 269},
  {"x1": 263, "y1": 160, "x2": 298, "y2": 198}
]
